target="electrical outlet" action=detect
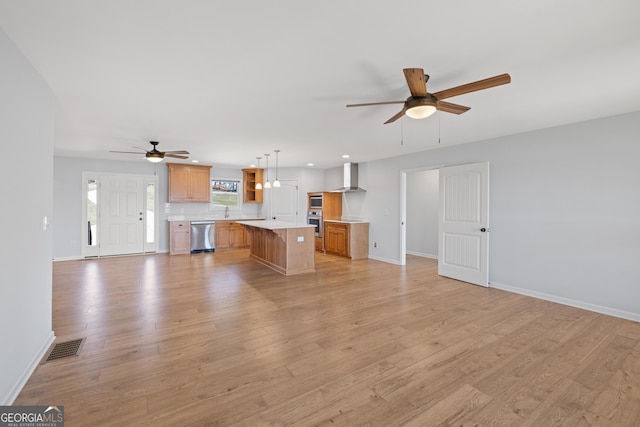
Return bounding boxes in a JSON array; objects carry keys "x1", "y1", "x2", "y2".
[{"x1": 373, "y1": 242, "x2": 377, "y2": 248}]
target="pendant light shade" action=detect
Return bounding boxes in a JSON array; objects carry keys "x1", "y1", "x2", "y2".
[
  {"x1": 273, "y1": 149, "x2": 281, "y2": 188},
  {"x1": 255, "y1": 156, "x2": 263, "y2": 190},
  {"x1": 263, "y1": 153, "x2": 271, "y2": 189}
]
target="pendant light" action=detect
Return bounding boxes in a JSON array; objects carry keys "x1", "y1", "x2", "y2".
[
  {"x1": 273, "y1": 149, "x2": 281, "y2": 188},
  {"x1": 255, "y1": 156, "x2": 263, "y2": 190},
  {"x1": 263, "y1": 153, "x2": 271, "y2": 189}
]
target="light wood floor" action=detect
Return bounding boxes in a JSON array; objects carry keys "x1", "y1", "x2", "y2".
[{"x1": 16, "y1": 250, "x2": 640, "y2": 426}]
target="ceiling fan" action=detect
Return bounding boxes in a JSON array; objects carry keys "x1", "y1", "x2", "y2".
[
  {"x1": 110, "y1": 141, "x2": 190, "y2": 163},
  {"x1": 346, "y1": 68, "x2": 511, "y2": 124}
]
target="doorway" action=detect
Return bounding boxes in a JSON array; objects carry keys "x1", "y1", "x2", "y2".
[
  {"x1": 82, "y1": 172, "x2": 158, "y2": 257},
  {"x1": 269, "y1": 179, "x2": 299, "y2": 223},
  {"x1": 401, "y1": 162, "x2": 489, "y2": 287}
]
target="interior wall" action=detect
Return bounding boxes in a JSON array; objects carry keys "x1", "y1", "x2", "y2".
[
  {"x1": 406, "y1": 169, "x2": 438, "y2": 258},
  {"x1": 363, "y1": 111, "x2": 640, "y2": 320},
  {"x1": 53, "y1": 157, "x2": 325, "y2": 259},
  {"x1": 0, "y1": 29, "x2": 55, "y2": 404}
]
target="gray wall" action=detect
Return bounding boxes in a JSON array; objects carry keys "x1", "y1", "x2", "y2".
[
  {"x1": 53, "y1": 157, "x2": 325, "y2": 259},
  {"x1": 406, "y1": 169, "x2": 439, "y2": 258},
  {"x1": 0, "y1": 29, "x2": 54, "y2": 404},
  {"x1": 347, "y1": 111, "x2": 640, "y2": 320}
]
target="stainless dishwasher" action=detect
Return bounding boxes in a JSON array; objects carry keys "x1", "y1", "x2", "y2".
[{"x1": 190, "y1": 221, "x2": 215, "y2": 253}]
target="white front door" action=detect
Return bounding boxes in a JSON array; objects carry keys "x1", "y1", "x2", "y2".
[
  {"x1": 100, "y1": 175, "x2": 145, "y2": 256},
  {"x1": 272, "y1": 180, "x2": 298, "y2": 223},
  {"x1": 438, "y1": 162, "x2": 489, "y2": 286},
  {"x1": 82, "y1": 173, "x2": 158, "y2": 257}
]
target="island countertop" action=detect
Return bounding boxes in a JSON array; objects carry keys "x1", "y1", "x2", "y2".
[
  {"x1": 237, "y1": 220, "x2": 315, "y2": 275},
  {"x1": 235, "y1": 220, "x2": 315, "y2": 230}
]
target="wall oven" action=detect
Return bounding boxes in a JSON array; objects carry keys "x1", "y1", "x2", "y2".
[{"x1": 307, "y1": 210, "x2": 323, "y2": 237}]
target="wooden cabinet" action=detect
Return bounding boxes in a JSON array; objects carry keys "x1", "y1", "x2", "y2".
[
  {"x1": 325, "y1": 222, "x2": 349, "y2": 257},
  {"x1": 242, "y1": 168, "x2": 263, "y2": 203},
  {"x1": 167, "y1": 163, "x2": 212, "y2": 203},
  {"x1": 324, "y1": 221, "x2": 369, "y2": 260},
  {"x1": 308, "y1": 191, "x2": 343, "y2": 251},
  {"x1": 215, "y1": 220, "x2": 249, "y2": 250},
  {"x1": 170, "y1": 221, "x2": 191, "y2": 254}
]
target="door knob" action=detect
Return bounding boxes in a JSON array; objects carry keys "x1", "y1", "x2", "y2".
[{"x1": 480, "y1": 227, "x2": 487, "y2": 232}]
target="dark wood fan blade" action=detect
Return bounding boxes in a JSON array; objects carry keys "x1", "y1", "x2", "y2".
[
  {"x1": 433, "y1": 73, "x2": 511, "y2": 100},
  {"x1": 384, "y1": 109, "x2": 405, "y2": 124},
  {"x1": 403, "y1": 68, "x2": 427, "y2": 97},
  {"x1": 437, "y1": 101, "x2": 471, "y2": 115},
  {"x1": 346, "y1": 101, "x2": 405, "y2": 107},
  {"x1": 165, "y1": 154, "x2": 189, "y2": 159},
  {"x1": 110, "y1": 150, "x2": 147, "y2": 154},
  {"x1": 164, "y1": 150, "x2": 190, "y2": 155}
]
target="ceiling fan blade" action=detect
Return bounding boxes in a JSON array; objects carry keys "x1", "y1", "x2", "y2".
[
  {"x1": 403, "y1": 68, "x2": 427, "y2": 97},
  {"x1": 163, "y1": 150, "x2": 190, "y2": 155},
  {"x1": 165, "y1": 154, "x2": 189, "y2": 159},
  {"x1": 437, "y1": 101, "x2": 471, "y2": 115},
  {"x1": 110, "y1": 150, "x2": 147, "y2": 154},
  {"x1": 384, "y1": 109, "x2": 405, "y2": 124},
  {"x1": 346, "y1": 100, "x2": 405, "y2": 108},
  {"x1": 433, "y1": 73, "x2": 511, "y2": 100}
]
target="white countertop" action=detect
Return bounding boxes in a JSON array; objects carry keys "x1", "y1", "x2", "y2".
[
  {"x1": 167, "y1": 216, "x2": 264, "y2": 222},
  {"x1": 324, "y1": 219, "x2": 370, "y2": 224},
  {"x1": 236, "y1": 220, "x2": 315, "y2": 230}
]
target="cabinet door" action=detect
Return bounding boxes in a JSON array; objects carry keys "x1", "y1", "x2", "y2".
[
  {"x1": 229, "y1": 224, "x2": 246, "y2": 248},
  {"x1": 170, "y1": 222, "x2": 191, "y2": 254},
  {"x1": 168, "y1": 167, "x2": 191, "y2": 202},
  {"x1": 189, "y1": 167, "x2": 212, "y2": 202},
  {"x1": 215, "y1": 224, "x2": 231, "y2": 249},
  {"x1": 325, "y1": 223, "x2": 349, "y2": 257}
]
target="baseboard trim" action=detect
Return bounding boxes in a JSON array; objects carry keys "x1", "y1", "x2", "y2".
[
  {"x1": 2, "y1": 331, "x2": 55, "y2": 405},
  {"x1": 368, "y1": 255, "x2": 402, "y2": 265},
  {"x1": 490, "y1": 281, "x2": 640, "y2": 323},
  {"x1": 406, "y1": 251, "x2": 438, "y2": 260}
]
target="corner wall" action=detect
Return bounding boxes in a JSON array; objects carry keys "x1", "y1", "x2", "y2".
[
  {"x1": 0, "y1": 29, "x2": 55, "y2": 404},
  {"x1": 362, "y1": 111, "x2": 640, "y2": 320}
]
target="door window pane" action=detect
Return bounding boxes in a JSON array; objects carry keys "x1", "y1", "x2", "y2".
[
  {"x1": 146, "y1": 182, "x2": 155, "y2": 244},
  {"x1": 87, "y1": 179, "x2": 97, "y2": 246}
]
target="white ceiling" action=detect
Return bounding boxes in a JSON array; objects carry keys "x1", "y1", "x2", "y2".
[{"x1": 1, "y1": 1, "x2": 639, "y2": 169}]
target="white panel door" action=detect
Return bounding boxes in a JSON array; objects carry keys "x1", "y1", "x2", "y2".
[
  {"x1": 438, "y1": 162, "x2": 489, "y2": 286},
  {"x1": 272, "y1": 180, "x2": 298, "y2": 223},
  {"x1": 99, "y1": 175, "x2": 145, "y2": 256}
]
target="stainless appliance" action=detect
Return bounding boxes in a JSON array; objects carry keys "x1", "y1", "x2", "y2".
[
  {"x1": 331, "y1": 162, "x2": 366, "y2": 193},
  {"x1": 190, "y1": 221, "x2": 215, "y2": 252},
  {"x1": 307, "y1": 211, "x2": 323, "y2": 237},
  {"x1": 309, "y1": 195, "x2": 323, "y2": 209}
]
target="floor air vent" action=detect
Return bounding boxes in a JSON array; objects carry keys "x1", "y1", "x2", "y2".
[{"x1": 43, "y1": 338, "x2": 86, "y2": 362}]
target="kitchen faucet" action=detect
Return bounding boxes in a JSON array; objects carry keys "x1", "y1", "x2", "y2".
[{"x1": 225, "y1": 206, "x2": 229, "y2": 218}]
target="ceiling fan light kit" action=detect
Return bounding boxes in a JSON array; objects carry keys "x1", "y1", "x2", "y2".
[
  {"x1": 405, "y1": 95, "x2": 438, "y2": 119},
  {"x1": 347, "y1": 68, "x2": 511, "y2": 124},
  {"x1": 110, "y1": 140, "x2": 190, "y2": 162}
]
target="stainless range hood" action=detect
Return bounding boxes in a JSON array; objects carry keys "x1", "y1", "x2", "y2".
[{"x1": 332, "y1": 162, "x2": 366, "y2": 193}]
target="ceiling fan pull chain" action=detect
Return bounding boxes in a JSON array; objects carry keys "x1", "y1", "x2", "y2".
[
  {"x1": 400, "y1": 115, "x2": 404, "y2": 146},
  {"x1": 438, "y1": 112, "x2": 441, "y2": 144}
]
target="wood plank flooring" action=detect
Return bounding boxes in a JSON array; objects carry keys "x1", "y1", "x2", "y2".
[{"x1": 15, "y1": 250, "x2": 640, "y2": 425}]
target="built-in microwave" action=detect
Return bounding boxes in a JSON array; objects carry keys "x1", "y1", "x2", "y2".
[{"x1": 309, "y1": 195, "x2": 323, "y2": 209}]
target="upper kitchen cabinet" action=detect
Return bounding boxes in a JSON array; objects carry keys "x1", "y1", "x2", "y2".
[
  {"x1": 167, "y1": 163, "x2": 212, "y2": 203},
  {"x1": 242, "y1": 168, "x2": 263, "y2": 203}
]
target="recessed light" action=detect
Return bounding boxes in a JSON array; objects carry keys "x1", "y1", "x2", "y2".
[
  {"x1": 307, "y1": 163, "x2": 314, "y2": 167},
  {"x1": 249, "y1": 164, "x2": 256, "y2": 168},
  {"x1": 191, "y1": 160, "x2": 199, "y2": 163},
  {"x1": 342, "y1": 154, "x2": 350, "y2": 159}
]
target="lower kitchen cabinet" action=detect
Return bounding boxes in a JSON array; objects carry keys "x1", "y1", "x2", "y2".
[
  {"x1": 215, "y1": 221, "x2": 249, "y2": 250},
  {"x1": 324, "y1": 221, "x2": 369, "y2": 260},
  {"x1": 170, "y1": 221, "x2": 191, "y2": 255}
]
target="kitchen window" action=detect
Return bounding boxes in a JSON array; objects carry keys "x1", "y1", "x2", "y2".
[{"x1": 211, "y1": 180, "x2": 240, "y2": 208}]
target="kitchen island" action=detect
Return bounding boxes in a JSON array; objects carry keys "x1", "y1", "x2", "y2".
[{"x1": 236, "y1": 220, "x2": 316, "y2": 275}]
